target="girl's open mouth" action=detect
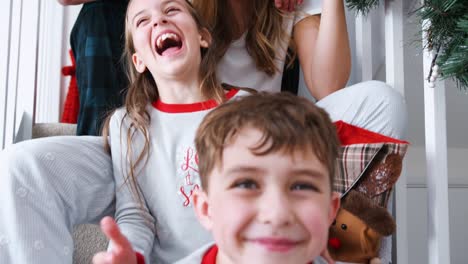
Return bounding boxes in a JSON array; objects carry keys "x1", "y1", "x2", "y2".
[{"x1": 155, "y1": 32, "x2": 183, "y2": 56}]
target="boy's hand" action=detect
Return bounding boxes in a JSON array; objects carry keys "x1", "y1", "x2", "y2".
[
  {"x1": 92, "y1": 217, "x2": 138, "y2": 264},
  {"x1": 274, "y1": 0, "x2": 304, "y2": 12}
]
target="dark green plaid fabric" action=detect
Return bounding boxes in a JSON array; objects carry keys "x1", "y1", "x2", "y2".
[{"x1": 71, "y1": 0, "x2": 128, "y2": 135}]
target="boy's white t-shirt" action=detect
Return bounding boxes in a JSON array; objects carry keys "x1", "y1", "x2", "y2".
[{"x1": 217, "y1": 0, "x2": 322, "y2": 93}]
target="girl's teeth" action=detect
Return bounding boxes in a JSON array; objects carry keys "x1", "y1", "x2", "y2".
[
  {"x1": 157, "y1": 38, "x2": 162, "y2": 49},
  {"x1": 156, "y1": 33, "x2": 180, "y2": 50}
]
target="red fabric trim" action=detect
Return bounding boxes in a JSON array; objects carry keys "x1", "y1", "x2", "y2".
[
  {"x1": 201, "y1": 245, "x2": 218, "y2": 264},
  {"x1": 152, "y1": 89, "x2": 239, "y2": 113},
  {"x1": 334, "y1": 121, "x2": 409, "y2": 145},
  {"x1": 199, "y1": 244, "x2": 316, "y2": 263},
  {"x1": 61, "y1": 49, "x2": 79, "y2": 124},
  {"x1": 136, "y1": 252, "x2": 145, "y2": 264}
]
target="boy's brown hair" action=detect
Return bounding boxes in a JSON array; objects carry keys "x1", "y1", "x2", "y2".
[{"x1": 195, "y1": 92, "x2": 340, "y2": 191}]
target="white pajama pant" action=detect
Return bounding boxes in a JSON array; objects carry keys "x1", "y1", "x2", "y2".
[{"x1": 0, "y1": 81, "x2": 407, "y2": 264}]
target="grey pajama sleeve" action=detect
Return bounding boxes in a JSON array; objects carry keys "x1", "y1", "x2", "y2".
[
  {"x1": 0, "y1": 136, "x2": 115, "y2": 264},
  {"x1": 108, "y1": 111, "x2": 156, "y2": 262}
]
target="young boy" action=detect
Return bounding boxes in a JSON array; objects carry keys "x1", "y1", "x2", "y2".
[{"x1": 94, "y1": 92, "x2": 340, "y2": 264}]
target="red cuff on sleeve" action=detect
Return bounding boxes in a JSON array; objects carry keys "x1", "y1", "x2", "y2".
[{"x1": 136, "y1": 252, "x2": 145, "y2": 264}]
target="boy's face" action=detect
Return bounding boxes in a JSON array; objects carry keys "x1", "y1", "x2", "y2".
[{"x1": 193, "y1": 127, "x2": 340, "y2": 264}]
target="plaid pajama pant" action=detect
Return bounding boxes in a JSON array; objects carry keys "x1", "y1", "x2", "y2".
[{"x1": 70, "y1": 0, "x2": 128, "y2": 136}]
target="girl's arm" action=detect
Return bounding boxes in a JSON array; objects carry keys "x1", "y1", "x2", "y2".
[
  {"x1": 294, "y1": 0, "x2": 351, "y2": 100},
  {"x1": 106, "y1": 110, "x2": 156, "y2": 263}
]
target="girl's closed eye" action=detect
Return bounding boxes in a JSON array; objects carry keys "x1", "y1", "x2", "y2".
[
  {"x1": 165, "y1": 6, "x2": 180, "y2": 15},
  {"x1": 136, "y1": 17, "x2": 149, "y2": 27}
]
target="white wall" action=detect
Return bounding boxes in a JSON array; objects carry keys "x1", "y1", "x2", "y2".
[
  {"x1": 407, "y1": 188, "x2": 468, "y2": 264},
  {"x1": 406, "y1": 145, "x2": 468, "y2": 264},
  {"x1": 0, "y1": 0, "x2": 41, "y2": 148},
  {"x1": 402, "y1": 9, "x2": 468, "y2": 262},
  {"x1": 35, "y1": 3, "x2": 80, "y2": 123}
]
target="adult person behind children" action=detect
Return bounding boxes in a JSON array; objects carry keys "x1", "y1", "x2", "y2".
[
  {"x1": 0, "y1": 0, "x2": 407, "y2": 264},
  {"x1": 192, "y1": 0, "x2": 406, "y2": 140},
  {"x1": 192, "y1": 0, "x2": 349, "y2": 100},
  {"x1": 58, "y1": 0, "x2": 128, "y2": 135}
]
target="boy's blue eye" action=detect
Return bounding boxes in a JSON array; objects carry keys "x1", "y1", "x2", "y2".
[
  {"x1": 232, "y1": 179, "x2": 258, "y2": 189},
  {"x1": 291, "y1": 182, "x2": 319, "y2": 192}
]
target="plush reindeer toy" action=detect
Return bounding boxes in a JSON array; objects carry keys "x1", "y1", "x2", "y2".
[{"x1": 328, "y1": 190, "x2": 396, "y2": 264}]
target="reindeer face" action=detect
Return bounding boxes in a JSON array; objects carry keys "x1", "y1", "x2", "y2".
[{"x1": 328, "y1": 208, "x2": 382, "y2": 263}]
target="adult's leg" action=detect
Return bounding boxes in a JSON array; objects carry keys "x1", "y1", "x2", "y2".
[
  {"x1": 0, "y1": 136, "x2": 115, "y2": 264},
  {"x1": 71, "y1": 1, "x2": 127, "y2": 135},
  {"x1": 316, "y1": 80, "x2": 408, "y2": 140},
  {"x1": 317, "y1": 81, "x2": 407, "y2": 264}
]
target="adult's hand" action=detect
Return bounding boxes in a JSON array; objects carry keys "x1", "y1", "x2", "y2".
[
  {"x1": 274, "y1": 0, "x2": 304, "y2": 12},
  {"x1": 92, "y1": 217, "x2": 138, "y2": 264}
]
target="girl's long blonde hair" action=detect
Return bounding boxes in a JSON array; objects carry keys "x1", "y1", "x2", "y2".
[
  {"x1": 192, "y1": 0, "x2": 292, "y2": 76},
  {"x1": 102, "y1": 0, "x2": 225, "y2": 204}
]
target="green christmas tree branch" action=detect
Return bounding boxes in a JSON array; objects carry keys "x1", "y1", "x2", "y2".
[
  {"x1": 345, "y1": 0, "x2": 380, "y2": 15},
  {"x1": 345, "y1": 0, "x2": 468, "y2": 90},
  {"x1": 419, "y1": 1, "x2": 468, "y2": 90}
]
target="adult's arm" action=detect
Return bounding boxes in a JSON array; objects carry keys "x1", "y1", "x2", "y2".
[{"x1": 294, "y1": 0, "x2": 351, "y2": 100}]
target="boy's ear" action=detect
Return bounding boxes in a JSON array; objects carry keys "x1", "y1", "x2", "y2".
[
  {"x1": 199, "y1": 28, "x2": 211, "y2": 48},
  {"x1": 132, "y1": 53, "x2": 147, "y2": 73},
  {"x1": 328, "y1": 192, "x2": 341, "y2": 225},
  {"x1": 192, "y1": 189, "x2": 213, "y2": 231}
]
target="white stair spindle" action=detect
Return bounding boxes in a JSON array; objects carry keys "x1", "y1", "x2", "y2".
[
  {"x1": 0, "y1": 0, "x2": 13, "y2": 149},
  {"x1": 384, "y1": 0, "x2": 407, "y2": 263},
  {"x1": 422, "y1": 19, "x2": 451, "y2": 264},
  {"x1": 12, "y1": 0, "x2": 41, "y2": 143},
  {"x1": 355, "y1": 13, "x2": 373, "y2": 81}
]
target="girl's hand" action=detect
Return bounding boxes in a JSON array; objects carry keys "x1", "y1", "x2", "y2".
[
  {"x1": 92, "y1": 217, "x2": 138, "y2": 264},
  {"x1": 274, "y1": 0, "x2": 304, "y2": 12}
]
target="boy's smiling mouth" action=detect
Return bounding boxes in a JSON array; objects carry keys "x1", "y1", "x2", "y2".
[
  {"x1": 155, "y1": 30, "x2": 182, "y2": 56},
  {"x1": 248, "y1": 237, "x2": 302, "y2": 252}
]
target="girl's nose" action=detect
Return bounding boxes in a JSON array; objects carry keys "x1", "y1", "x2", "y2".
[{"x1": 153, "y1": 17, "x2": 168, "y2": 27}]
